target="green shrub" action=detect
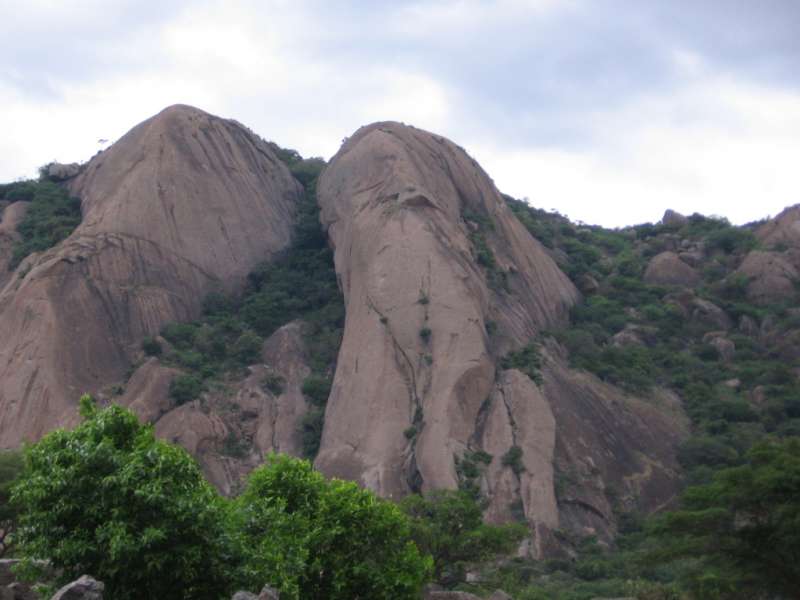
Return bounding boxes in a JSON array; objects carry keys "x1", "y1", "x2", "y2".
[
  {"x1": 142, "y1": 336, "x2": 162, "y2": 357},
  {"x1": 400, "y1": 489, "x2": 524, "y2": 586},
  {"x1": 169, "y1": 374, "x2": 203, "y2": 405},
  {"x1": 6, "y1": 181, "x2": 82, "y2": 269},
  {"x1": 502, "y1": 446, "x2": 524, "y2": 475},
  {"x1": 0, "y1": 450, "x2": 23, "y2": 557},
  {"x1": 262, "y1": 374, "x2": 285, "y2": 396},
  {"x1": 300, "y1": 407, "x2": 325, "y2": 459},
  {"x1": 232, "y1": 330, "x2": 263, "y2": 365},
  {"x1": 301, "y1": 375, "x2": 331, "y2": 407},
  {"x1": 232, "y1": 454, "x2": 432, "y2": 599},
  {"x1": 11, "y1": 397, "x2": 231, "y2": 599},
  {"x1": 500, "y1": 343, "x2": 543, "y2": 384},
  {"x1": 419, "y1": 327, "x2": 432, "y2": 342}
]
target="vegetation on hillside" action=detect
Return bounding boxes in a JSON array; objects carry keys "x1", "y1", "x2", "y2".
[
  {"x1": 144, "y1": 149, "x2": 343, "y2": 457},
  {"x1": 8, "y1": 399, "x2": 531, "y2": 599},
  {"x1": 488, "y1": 197, "x2": 800, "y2": 599},
  {"x1": 1, "y1": 179, "x2": 82, "y2": 269}
]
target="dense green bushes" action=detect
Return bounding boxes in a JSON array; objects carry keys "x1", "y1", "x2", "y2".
[
  {"x1": 11, "y1": 400, "x2": 434, "y2": 600},
  {"x1": 1, "y1": 180, "x2": 82, "y2": 269},
  {"x1": 11, "y1": 397, "x2": 230, "y2": 599}
]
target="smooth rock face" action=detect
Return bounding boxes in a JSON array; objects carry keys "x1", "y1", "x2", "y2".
[
  {"x1": 0, "y1": 105, "x2": 302, "y2": 447},
  {"x1": 540, "y1": 343, "x2": 686, "y2": 545},
  {"x1": 643, "y1": 251, "x2": 701, "y2": 287},
  {"x1": 50, "y1": 576, "x2": 104, "y2": 600},
  {"x1": 736, "y1": 250, "x2": 799, "y2": 303},
  {"x1": 46, "y1": 162, "x2": 81, "y2": 181},
  {"x1": 315, "y1": 122, "x2": 579, "y2": 500},
  {"x1": 314, "y1": 121, "x2": 682, "y2": 551}
]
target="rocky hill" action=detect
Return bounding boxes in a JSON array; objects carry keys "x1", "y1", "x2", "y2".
[{"x1": 1, "y1": 105, "x2": 798, "y2": 569}]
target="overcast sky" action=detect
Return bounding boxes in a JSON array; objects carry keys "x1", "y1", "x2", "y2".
[{"x1": 1, "y1": 0, "x2": 798, "y2": 227}]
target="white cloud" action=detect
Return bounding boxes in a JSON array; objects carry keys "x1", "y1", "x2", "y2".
[
  {"x1": 469, "y1": 76, "x2": 800, "y2": 227},
  {"x1": 1, "y1": 0, "x2": 798, "y2": 228}
]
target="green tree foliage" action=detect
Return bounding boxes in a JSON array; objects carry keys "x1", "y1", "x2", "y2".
[
  {"x1": 1, "y1": 180, "x2": 82, "y2": 269},
  {"x1": 649, "y1": 437, "x2": 800, "y2": 599},
  {"x1": 169, "y1": 373, "x2": 203, "y2": 405},
  {"x1": 232, "y1": 454, "x2": 432, "y2": 600},
  {"x1": 11, "y1": 396, "x2": 231, "y2": 600},
  {"x1": 0, "y1": 449, "x2": 23, "y2": 556},
  {"x1": 400, "y1": 490, "x2": 525, "y2": 586}
]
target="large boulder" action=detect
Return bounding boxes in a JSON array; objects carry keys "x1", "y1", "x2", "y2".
[
  {"x1": 50, "y1": 576, "x2": 104, "y2": 600},
  {"x1": 45, "y1": 162, "x2": 81, "y2": 181},
  {"x1": 314, "y1": 121, "x2": 683, "y2": 554},
  {"x1": 0, "y1": 105, "x2": 302, "y2": 447},
  {"x1": 756, "y1": 204, "x2": 800, "y2": 249},
  {"x1": 315, "y1": 121, "x2": 579, "y2": 502},
  {"x1": 735, "y1": 250, "x2": 798, "y2": 304},
  {"x1": 144, "y1": 320, "x2": 312, "y2": 494},
  {"x1": 643, "y1": 251, "x2": 701, "y2": 287}
]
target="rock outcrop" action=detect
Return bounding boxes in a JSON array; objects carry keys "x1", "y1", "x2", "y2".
[
  {"x1": 50, "y1": 576, "x2": 104, "y2": 600},
  {"x1": 0, "y1": 105, "x2": 302, "y2": 447},
  {"x1": 315, "y1": 122, "x2": 684, "y2": 552},
  {"x1": 735, "y1": 250, "x2": 798, "y2": 304},
  {"x1": 315, "y1": 122, "x2": 579, "y2": 499},
  {"x1": 643, "y1": 251, "x2": 701, "y2": 287},
  {"x1": 121, "y1": 320, "x2": 312, "y2": 494}
]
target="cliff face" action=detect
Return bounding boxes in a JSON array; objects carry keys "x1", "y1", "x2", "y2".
[
  {"x1": 315, "y1": 122, "x2": 683, "y2": 551},
  {"x1": 0, "y1": 105, "x2": 302, "y2": 446}
]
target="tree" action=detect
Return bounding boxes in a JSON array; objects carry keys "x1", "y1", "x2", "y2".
[
  {"x1": 0, "y1": 449, "x2": 23, "y2": 556},
  {"x1": 231, "y1": 453, "x2": 432, "y2": 599},
  {"x1": 11, "y1": 396, "x2": 231, "y2": 600},
  {"x1": 649, "y1": 437, "x2": 800, "y2": 599},
  {"x1": 400, "y1": 489, "x2": 526, "y2": 586}
]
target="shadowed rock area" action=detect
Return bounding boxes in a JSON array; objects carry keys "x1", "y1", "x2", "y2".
[{"x1": 0, "y1": 105, "x2": 302, "y2": 447}]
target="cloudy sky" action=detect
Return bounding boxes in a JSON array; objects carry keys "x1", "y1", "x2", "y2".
[{"x1": 1, "y1": 0, "x2": 798, "y2": 227}]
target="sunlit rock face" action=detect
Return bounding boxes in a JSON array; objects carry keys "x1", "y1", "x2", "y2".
[{"x1": 0, "y1": 105, "x2": 301, "y2": 447}]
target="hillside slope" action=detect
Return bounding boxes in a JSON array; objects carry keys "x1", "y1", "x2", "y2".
[{"x1": 0, "y1": 105, "x2": 302, "y2": 447}]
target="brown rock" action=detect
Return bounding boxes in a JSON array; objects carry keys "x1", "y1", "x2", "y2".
[
  {"x1": 739, "y1": 315, "x2": 759, "y2": 336},
  {"x1": 257, "y1": 586, "x2": 280, "y2": 600},
  {"x1": 643, "y1": 252, "x2": 701, "y2": 287},
  {"x1": 315, "y1": 122, "x2": 578, "y2": 499},
  {"x1": 612, "y1": 326, "x2": 645, "y2": 347},
  {"x1": 542, "y1": 348, "x2": 686, "y2": 545},
  {"x1": 756, "y1": 204, "x2": 800, "y2": 249},
  {"x1": 45, "y1": 162, "x2": 81, "y2": 181},
  {"x1": 736, "y1": 250, "x2": 798, "y2": 304},
  {"x1": 481, "y1": 370, "x2": 558, "y2": 556},
  {"x1": 691, "y1": 298, "x2": 732, "y2": 331},
  {"x1": 50, "y1": 576, "x2": 104, "y2": 600},
  {"x1": 710, "y1": 337, "x2": 735, "y2": 361},
  {"x1": 677, "y1": 250, "x2": 704, "y2": 268},
  {"x1": 0, "y1": 105, "x2": 302, "y2": 447},
  {"x1": 577, "y1": 273, "x2": 600, "y2": 295}
]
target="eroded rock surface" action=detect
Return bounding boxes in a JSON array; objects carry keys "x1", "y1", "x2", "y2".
[
  {"x1": 314, "y1": 121, "x2": 683, "y2": 552},
  {"x1": 315, "y1": 122, "x2": 579, "y2": 501},
  {"x1": 643, "y1": 251, "x2": 700, "y2": 287},
  {"x1": 0, "y1": 105, "x2": 302, "y2": 447},
  {"x1": 125, "y1": 321, "x2": 311, "y2": 494}
]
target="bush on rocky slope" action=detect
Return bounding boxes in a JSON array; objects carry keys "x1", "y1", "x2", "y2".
[{"x1": 1, "y1": 179, "x2": 82, "y2": 269}]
